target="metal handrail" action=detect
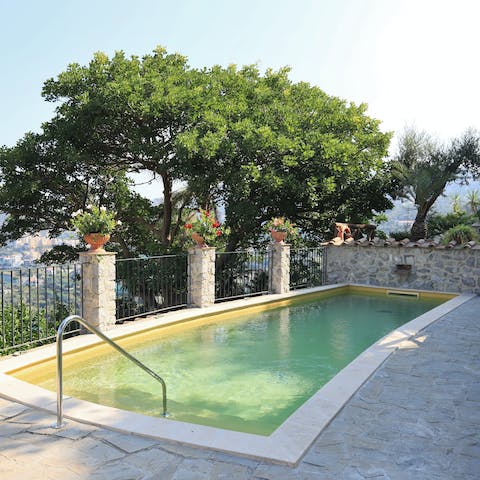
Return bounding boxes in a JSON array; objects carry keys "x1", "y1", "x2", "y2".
[{"x1": 54, "y1": 314, "x2": 167, "y2": 428}]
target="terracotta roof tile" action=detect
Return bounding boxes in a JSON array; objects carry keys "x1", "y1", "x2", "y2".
[{"x1": 324, "y1": 237, "x2": 479, "y2": 250}]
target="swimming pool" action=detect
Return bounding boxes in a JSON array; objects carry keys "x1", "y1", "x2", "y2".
[
  {"x1": 13, "y1": 287, "x2": 447, "y2": 435},
  {"x1": 3, "y1": 285, "x2": 469, "y2": 464}
]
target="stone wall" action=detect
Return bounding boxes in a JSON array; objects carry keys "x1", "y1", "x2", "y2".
[
  {"x1": 187, "y1": 247, "x2": 216, "y2": 307},
  {"x1": 325, "y1": 245, "x2": 480, "y2": 293},
  {"x1": 268, "y1": 243, "x2": 290, "y2": 294},
  {"x1": 79, "y1": 251, "x2": 117, "y2": 330}
]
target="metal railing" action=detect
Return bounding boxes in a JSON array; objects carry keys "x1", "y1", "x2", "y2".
[
  {"x1": 54, "y1": 315, "x2": 167, "y2": 428},
  {"x1": 116, "y1": 255, "x2": 188, "y2": 322},
  {"x1": 215, "y1": 249, "x2": 271, "y2": 302},
  {"x1": 0, "y1": 264, "x2": 82, "y2": 354},
  {"x1": 290, "y1": 247, "x2": 326, "y2": 289}
]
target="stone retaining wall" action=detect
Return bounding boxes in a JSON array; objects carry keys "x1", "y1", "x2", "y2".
[{"x1": 325, "y1": 245, "x2": 480, "y2": 293}]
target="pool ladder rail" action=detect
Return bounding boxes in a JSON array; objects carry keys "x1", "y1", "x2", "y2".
[{"x1": 53, "y1": 314, "x2": 168, "y2": 429}]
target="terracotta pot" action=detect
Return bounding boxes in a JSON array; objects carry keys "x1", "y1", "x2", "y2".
[
  {"x1": 84, "y1": 233, "x2": 110, "y2": 252},
  {"x1": 271, "y1": 231, "x2": 287, "y2": 243},
  {"x1": 191, "y1": 232, "x2": 206, "y2": 247}
]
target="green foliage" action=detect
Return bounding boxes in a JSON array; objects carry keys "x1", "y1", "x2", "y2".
[
  {"x1": 372, "y1": 213, "x2": 388, "y2": 239},
  {"x1": 392, "y1": 127, "x2": 480, "y2": 240},
  {"x1": 178, "y1": 65, "x2": 394, "y2": 247},
  {"x1": 450, "y1": 193, "x2": 463, "y2": 215},
  {"x1": 37, "y1": 245, "x2": 83, "y2": 265},
  {"x1": 214, "y1": 250, "x2": 270, "y2": 300},
  {"x1": 183, "y1": 209, "x2": 229, "y2": 247},
  {"x1": 116, "y1": 256, "x2": 187, "y2": 320},
  {"x1": 71, "y1": 205, "x2": 118, "y2": 237},
  {"x1": 427, "y1": 211, "x2": 475, "y2": 237},
  {"x1": 389, "y1": 230, "x2": 411, "y2": 241},
  {"x1": 0, "y1": 301, "x2": 75, "y2": 355},
  {"x1": 1, "y1": 305, "x2": 47, "y2": 354},
  {"x1": 290, "y1": 249, "x2": 325, "y2": 289},
  {"x1": 466, "y1": 190, "x2": 480, "y2": 214},
  {"x1": 0, "y1": 46, "x2": 396, "y2": 256},
  {"x1": 442, "y1": 224, "x2": 479, "y2": 244},
  {"x1": 373, "y1": 213, "x2": 388, "y2": 224}
]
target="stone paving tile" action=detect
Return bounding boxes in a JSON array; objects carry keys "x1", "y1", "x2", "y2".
[
  {"x1": 90, "y1": 429, "x2": 160, "y2": 453},
  {"x1": 0, "y1": 296, "x2": 479, "y2": 479},
  {"x1": 0, "y1": 399, "x2": 29, "y2": 418},
  {"x1": 121, "y1": 447, "x2": 183, "y2": 476},
  {"x1": 34, "y1": 422, "x2": 99, "y2": 439},
  {"x1": 0, "y1": 422, "x2": 29, "y2": 437},
  {"x1": 156, "y1": 442, "x2": 214, "y2": 460},
  {"x1": 89, "y1": 461, "x2": 146, "y2": 480},
  {"x1": 170, "y1": 457, "x2": 255, "y2": 480},
  {"x1": 9, "y1": 408, "x2": 57, "y2": 426}
]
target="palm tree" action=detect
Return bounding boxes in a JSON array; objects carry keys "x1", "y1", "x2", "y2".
[
  {"x1": 450, "y1": 193, "x2": 463, "y2": 215},
  {"x1": 467, "y1": 190, "x2": 480, "y2": 215},
  {"x1": 392, "y1": 128, "x2": 480, "y2": 240}
]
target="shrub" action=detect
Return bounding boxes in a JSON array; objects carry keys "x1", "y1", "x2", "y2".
[
  {"x1": 427, "y1": 211, "x2": 474, "y2": 237},
  {"x1": 389, "y1": 230, "x2": 411, "y2": 241},
  {"x1": 442, "y1": 224, "x2": 479, "y2": 244}
]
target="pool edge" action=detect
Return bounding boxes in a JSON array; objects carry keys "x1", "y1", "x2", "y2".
[{"x1": 0, "y1": 285, "x2": 474, "y2": 466}]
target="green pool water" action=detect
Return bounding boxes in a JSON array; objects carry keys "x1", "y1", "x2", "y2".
[{"x1": 32, "y1": 291, "x2": 444, "y2": 435}]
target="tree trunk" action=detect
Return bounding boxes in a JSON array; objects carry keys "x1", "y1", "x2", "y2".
[
  {"x1": 113, "y1": 234, "x2": 132, "y2": 258},
  {"x1": 410, "y1": 201, "x2": 432, "y2": 240},
  {"x1": 410, "y1": 188, "x2": 446, "y2": 241},
  {"x1": 410, "y1": 214, "x2": 427, "y2": 241},
  {"x1": 160, "y1": 172, "x2": 173, "y2": 246}
]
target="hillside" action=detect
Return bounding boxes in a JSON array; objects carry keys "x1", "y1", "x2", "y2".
[{"x1": 382, "y1": 180, "x2": 480, "y2": 234}]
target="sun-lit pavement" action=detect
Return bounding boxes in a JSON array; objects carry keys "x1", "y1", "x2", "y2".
[{"x1": 1, "y1": 297, "x2": 479, "y2": 479}]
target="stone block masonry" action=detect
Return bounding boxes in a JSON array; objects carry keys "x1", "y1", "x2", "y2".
[
  {"x1": 188, "y1": 247, "x2": 216, "y2": 307},
  {"x1": 79, "y1": 251, "x2": 117, "y2": 330},
  {"x1": 326, "y1": 245, "x2": 480, "y2": 293},
  {"x1": 269, "y1": 242, "x2": 290, "y2": 294}
]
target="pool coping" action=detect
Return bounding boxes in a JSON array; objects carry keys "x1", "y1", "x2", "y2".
[{"x1": 0, "y1": 284, "x2": 474, "y2": 466}]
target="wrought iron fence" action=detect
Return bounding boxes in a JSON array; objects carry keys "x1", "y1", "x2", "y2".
[
  {"x1": 0, "y1": 264, "x2": 82, "y2": 354},
  {"x1": 290, "y1": 247, "x2": 326, "y2": 289},
  {"x1": 215, "y1": 250, "x2": 271, "y2": 302},
  {"x1": 116, "y1": 255, "x2": 188, "y2": 322}
]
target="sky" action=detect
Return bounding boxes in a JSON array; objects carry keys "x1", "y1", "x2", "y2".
[{"x1": 1, "y1": 0, "x2": 479, "y2": 199}]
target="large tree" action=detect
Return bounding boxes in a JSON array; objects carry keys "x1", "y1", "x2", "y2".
[
  {"x1": 0, "y1": 132, "x2": 166, "y2": 257},
  {"x1": 392, "y1": 127, "x2": 480, "y2": 240},
  {"x1": 176, "y1": 66, "x2": 394, "y2": 247},
  {"x1": 0, "y1": 47, "x2": 394, "y2": 254}
]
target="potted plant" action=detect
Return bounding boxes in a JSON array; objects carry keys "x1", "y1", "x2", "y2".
[
  {"x1": 265, "y1": 217, "x2": 298, "y2": 243},
  {"x1": 71, "y1": 205, "x2": 120, "y2": 252},
  {"x1": 184, "y1": 209, "x2": 228, "y2": 247}
]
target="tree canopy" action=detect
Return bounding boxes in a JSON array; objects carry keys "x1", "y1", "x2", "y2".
[
  {"x1": 392, "y1": 127, "x2": 480, "y2": 240},
  {"x1": 0, "y1": 47, "x2": 394, "y2": 257}
]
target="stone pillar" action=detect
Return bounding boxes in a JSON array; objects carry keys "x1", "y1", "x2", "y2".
[
  {"x1": 269, "y1": 242, "x2": 290, "y2": 294},
  {"x1": 188, "y1": 247, "x2": 216, "y2": 307},
  {"x1": 79, "y1": 251, "x2": 117, "y2": 331}
]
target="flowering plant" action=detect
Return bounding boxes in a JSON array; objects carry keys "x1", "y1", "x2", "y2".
[
  {"x1": 71, "y1": 205, "x2": 120, "y2": 237},
  {"x1": 264, "y1": 217, "x2": 299, "y2": 238},
  {"x1": 184, "y1": 209, "x2": 229, "y2": 246}
]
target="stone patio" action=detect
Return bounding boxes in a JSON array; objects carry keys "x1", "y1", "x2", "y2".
[{"x1": 1, "y1": 297, "x2": 479, "y2": 479}]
